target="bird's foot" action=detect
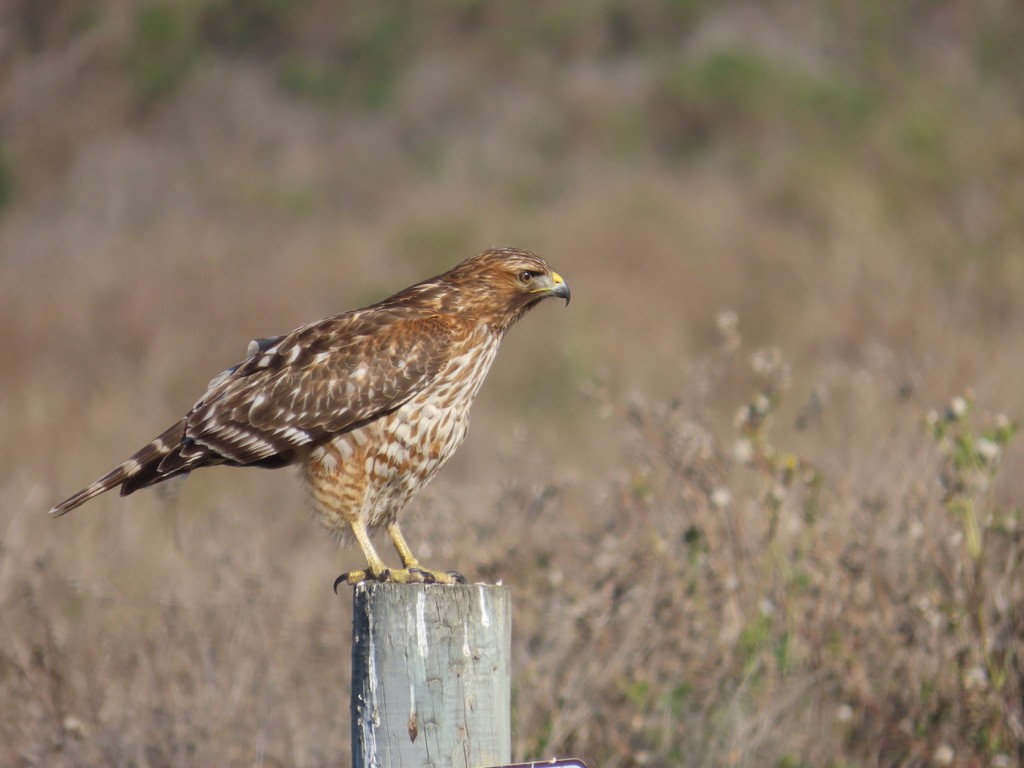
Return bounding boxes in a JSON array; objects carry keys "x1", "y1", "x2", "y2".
[
  {"x1": 334, "y1": 567, "x2": 467, "y2": 592},
  {"x1": 400, "y1": 567, "x2": 467, "y2": 585}
]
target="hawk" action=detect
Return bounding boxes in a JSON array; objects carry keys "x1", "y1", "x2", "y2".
[{"x1": 50, "y1": 247, "x2": 570, "y2": 586}]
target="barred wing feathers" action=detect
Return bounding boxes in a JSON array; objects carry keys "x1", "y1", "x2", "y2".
[
  {"x1": 172, "y1": 311, "x2": 459, "y2": 466},
  {"x1": 50, "y1": 310, "x2": 460, "y2": 516},
  {"x1": 48, "y1": 420, "x2": 188, "y2": 516}
]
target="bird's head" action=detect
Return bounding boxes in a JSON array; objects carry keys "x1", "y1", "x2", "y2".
[{"x1": 444, "y1": 247, "x2": 570, "y2": 330}]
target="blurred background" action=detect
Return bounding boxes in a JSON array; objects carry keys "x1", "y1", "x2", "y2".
[{"x1": 3, "y1": 1, "x2": 1024, "y2": 766}]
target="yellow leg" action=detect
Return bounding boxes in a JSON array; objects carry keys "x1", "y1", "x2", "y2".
[
  {"x1": 335, "y1": 519, "x2": 468, "y2": 589},
  {"x1": 349, "y1": 518, "x2": 388, "y2": 579},
  {"x1": 385, "y1": 521, "x2": 466, "y2": 584},
  {"x1": 386, "y1": 521, "x2": 422, "y2": 569}
]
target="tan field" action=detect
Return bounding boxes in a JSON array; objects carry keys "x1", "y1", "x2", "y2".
[{"x1": 3, "y1": 3, "x2": 1024, "y2": 766}]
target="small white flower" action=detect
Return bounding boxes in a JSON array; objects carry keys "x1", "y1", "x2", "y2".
[
  {"x1": 835, "y1": 704, "x2": 854, "y2": 723},
  {"x1": 734, "y1": 405, "x2": 751, "y2": 429},
  {"x1": 758, "y1": 598, "x2": 775, "y2": 616},
  {"x1": 949, "y1": 396, "x2": 968, "y2": 418},
  {"x1": 732, "y1": 438, "x2": 754, "y2": 465},
  {"x1": 751, "y1": 348, "x2": 782, "y2": 376},
  {"x1": 963, "y1": 665, "x2": 988, "y2": 691},
  {"x1": 716, "y1": 310, "x2": 741, "y2": 351},
  {"x1": 933, "y1": 744, "x2": 954, "y2": 765},
  {"x1": 976, "y1": 437, "x2": 1001, "y2": 463},
  {"x1": 62, "y1": 716, "x2": 88, "y2": 739},
  {"x1": 716, "y1": 309, "x2": 739, "y2": 334},
  {"x1": 753, "y1": 393, "x2": 771, "y2": 415},
  {"x1": 711, "y1": 487, "x2": 733, "y2": 509}
]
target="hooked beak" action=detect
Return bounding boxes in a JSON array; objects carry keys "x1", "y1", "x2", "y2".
[{"x1": 547, "y1": 271, "x2": 571, "y2": 305}]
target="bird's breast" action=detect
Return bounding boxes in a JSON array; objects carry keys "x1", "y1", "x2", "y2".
[
  {"x1": 369, "y1": 333, "x2": 500, "y2": 487},
  {"x1": 305, "y1": 329, "x2": 503, "y2": 527}
]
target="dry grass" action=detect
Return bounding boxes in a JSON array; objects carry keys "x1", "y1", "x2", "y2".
[{"x1": 3, "y1": 2, "x2": 1024, "y2": 766}]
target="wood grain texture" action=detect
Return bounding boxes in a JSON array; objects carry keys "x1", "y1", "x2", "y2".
[{"x1": 351, "y1": 582, "x2": 512, "y2": 768}]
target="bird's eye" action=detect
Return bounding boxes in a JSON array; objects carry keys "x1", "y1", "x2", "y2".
[{"x1": 519, "y1": 270, "x2": 535, "y2": 284}]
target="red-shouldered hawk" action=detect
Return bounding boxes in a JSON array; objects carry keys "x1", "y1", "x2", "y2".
[{"x1": 50, "y1": 247, "x2": 570, "y2": 586}]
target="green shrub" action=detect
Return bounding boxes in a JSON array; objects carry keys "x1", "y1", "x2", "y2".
[
  {"x1": 0, "y1": 144, "x2": 14, "y2": 212},
  {"x1": 123, "y1": 3, "x2": 201, "y2": 102}
]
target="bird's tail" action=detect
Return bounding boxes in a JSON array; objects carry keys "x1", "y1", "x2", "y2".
[{"x1": 49, "y1": 419, "x2": 189, "y2": 517}]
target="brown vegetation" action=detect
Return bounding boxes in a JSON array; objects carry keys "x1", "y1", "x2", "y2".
[{"x1": 2, "y1": 2, "x2": 1024, "y2": 766}]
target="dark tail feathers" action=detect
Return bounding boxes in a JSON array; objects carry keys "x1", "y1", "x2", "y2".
[{"x1": 50, "y1": 420, "x2": 190, "y2": 517}]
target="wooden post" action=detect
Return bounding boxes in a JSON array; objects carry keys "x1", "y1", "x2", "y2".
[{"x1": 351, "y1": 582, "x2": 512, "y2": 768}]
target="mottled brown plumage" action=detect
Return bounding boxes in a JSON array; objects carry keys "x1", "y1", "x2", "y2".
[{"x1": 50, "y1": 247, "x2": 570, "y2": 585}]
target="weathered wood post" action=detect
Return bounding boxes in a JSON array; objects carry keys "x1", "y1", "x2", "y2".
[{"x1": 351, "y1": 582, "x2": 512, "y2": 768}]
